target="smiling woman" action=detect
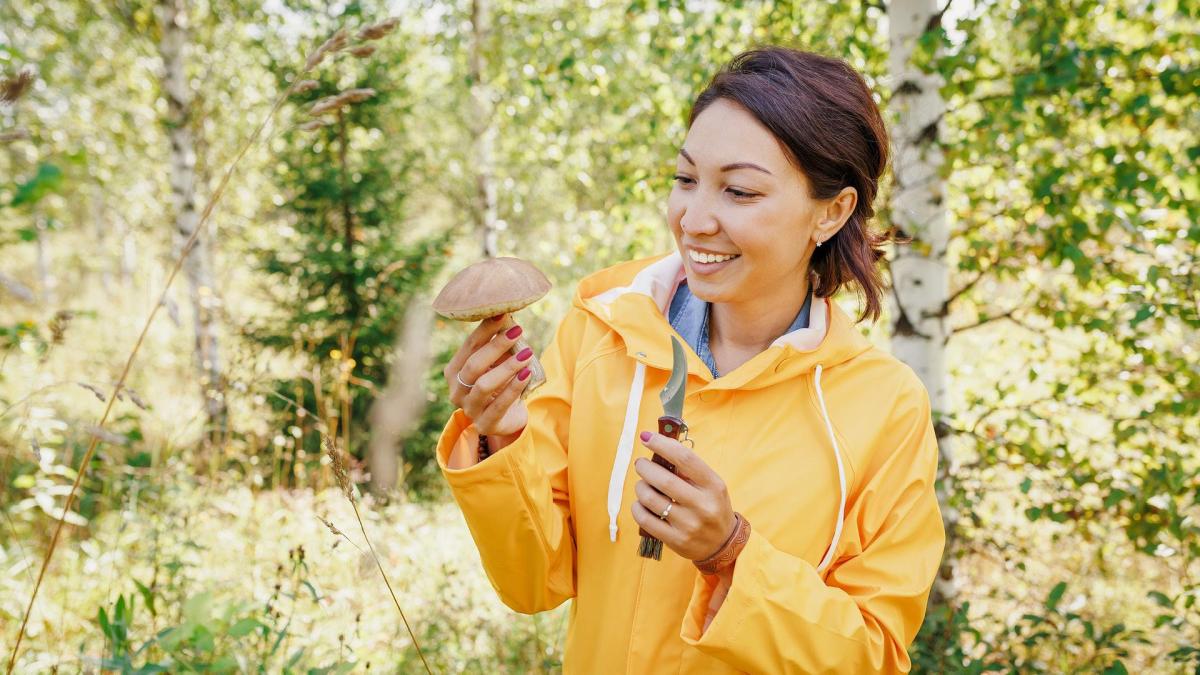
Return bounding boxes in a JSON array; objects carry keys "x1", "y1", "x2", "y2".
[{"x1": 438, "y1": 45, "x2": 943, "y2": 674}]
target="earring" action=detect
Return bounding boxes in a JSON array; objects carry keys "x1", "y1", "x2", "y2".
[{"x1": 816, "y1": 238, "x2": 823, "y2": 248}]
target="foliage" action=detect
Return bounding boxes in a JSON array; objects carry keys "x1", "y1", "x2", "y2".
[
  {"x1": 245, "y1": 12, "x2": 453, "y2": 487},
  {"x1": 1, "y1": 475, "x2": 568, "y2": 671},
  {"x1": 1, "y1": 0, "x2": 1197, "y2": 670}
]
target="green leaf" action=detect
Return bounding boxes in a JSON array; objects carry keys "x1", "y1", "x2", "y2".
[
  {"x1": 1147, "y1": 590, "x2": 1173, "y2": 608},
  {"x1": 182, "y1": 592, "x2": 213, "y2": 625},
  {"x1": 1103, "y1": 489, "x2": 1126, "y2": 509},
  {"x1": 1130, "y1": 305, "x2": 1154, "y2": 326},
  {"x1": 227, "y1": 617, "x2": 263, "y2": 638},
  {"x1": 1101, "y1": 660, "x2": 1128, "y2": 675},
  {"x1": 10, "y1": 163, "x2": 64, "y2": 207},
  {"x1": 1046, "y1": 581, "x2": 1067, "y2": 611}
]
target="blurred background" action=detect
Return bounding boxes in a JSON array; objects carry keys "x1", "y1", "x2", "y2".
[{"x1": 1, "y1": 0, "x2": 1197, "y2": 672}]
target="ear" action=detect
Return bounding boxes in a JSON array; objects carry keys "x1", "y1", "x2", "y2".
[{"x1": 811, "y1": 186, "x2": 858, "y2": 246}]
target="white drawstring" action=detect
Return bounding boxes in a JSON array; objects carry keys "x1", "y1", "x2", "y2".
[
  {"x1": 813, "y1": 363, "x2": 847, "y2": 574},
  {"x1": 608, "y1": 360, "x2": 647, "y2": 541}
]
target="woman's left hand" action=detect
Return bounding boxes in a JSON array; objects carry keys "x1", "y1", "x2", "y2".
[{"x1": 631, "y1": 430, "x2": 738, "y2": 562}]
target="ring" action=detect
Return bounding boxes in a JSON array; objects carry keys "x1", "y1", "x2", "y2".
[
  {"x1": 456, "y1": 372, "x2": 475, "y2": 388},
  {"x1": 659, "y1": 501, "x2": 673, "y2": 520}
]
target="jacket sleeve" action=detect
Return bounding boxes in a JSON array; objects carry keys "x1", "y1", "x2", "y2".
[
  {"x1": 678, "y1": 385, "x2": 946, "y2": 673},
  {"x1": 435, "y1": 306, "x2": 589, "y2": 615}
]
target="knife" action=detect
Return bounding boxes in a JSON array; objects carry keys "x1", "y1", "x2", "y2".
[{"x1": 638, "y1": 334, "x2": 689, "y2": 560}]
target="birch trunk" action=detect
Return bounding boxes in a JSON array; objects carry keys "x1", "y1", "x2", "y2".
[
  {"x1": 160, "y1": 0, "x2": 226, "y2": 447},
  {"x1": 468, "y1": 0, "x2": 500, "y2": 259},
  {"x1": 887, "y1": 0, "x2": 957, "y2": 610},
  {"x1": 367, "y1": 301, "x2": 433, "y2": 497}
]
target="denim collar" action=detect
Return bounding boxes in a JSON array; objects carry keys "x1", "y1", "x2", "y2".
[{"x1": 667, "y1": 281, "x2": 813, "y2": 378}]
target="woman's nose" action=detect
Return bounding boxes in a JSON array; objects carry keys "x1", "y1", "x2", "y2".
[{"x1": 678, "y1": 192, "x2": 720, "y2": 235}]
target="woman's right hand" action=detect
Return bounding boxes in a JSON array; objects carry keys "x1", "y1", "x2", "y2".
[{"x1": 443, "y1": 313, "x2": 534, "y2": 438}]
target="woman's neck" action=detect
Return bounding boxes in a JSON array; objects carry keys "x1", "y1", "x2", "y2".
[{"x1": 708, "y1": 275, "x2": 811, "y2": 355}]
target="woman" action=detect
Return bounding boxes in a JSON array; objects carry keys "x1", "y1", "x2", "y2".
[{"x1": 438, "y1": 46, "x2": 945, "y2": 673}]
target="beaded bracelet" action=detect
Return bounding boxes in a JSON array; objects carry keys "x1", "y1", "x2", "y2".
[
  {"x1": 693, "y1": 512, "x2": 751, "y2": 576},
  {"x1": 477, "y1": 434, "x2": 490, "y2": 461}
]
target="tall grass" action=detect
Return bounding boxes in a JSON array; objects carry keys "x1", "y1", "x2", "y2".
[{"x1": 4, "y1": 17, "x2": 434, "y2": 674}]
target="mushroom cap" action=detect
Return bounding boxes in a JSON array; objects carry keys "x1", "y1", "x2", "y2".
[{"x1": 432, "y1": 256, "x2": 552, "y2": 321}]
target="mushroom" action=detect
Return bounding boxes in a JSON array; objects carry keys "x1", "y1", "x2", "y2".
[{"x1": 433, "y1": 256, "x2": 551, "y2": 396}]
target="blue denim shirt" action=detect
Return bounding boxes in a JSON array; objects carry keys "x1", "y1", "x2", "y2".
[{"x1": 668, "y1": 281, "x2": 813, "y2": 378}]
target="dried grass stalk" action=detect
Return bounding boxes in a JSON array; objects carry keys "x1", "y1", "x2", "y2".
[
  {"x1": 318, "y1": 515, "x2": 364, "y2": 553},
  {"x1": 85, "y1": 425, "x2": 128, "y2": 446},
  {"x1": 0, "y1": 128, "x2": 31, "y2": 144},
  {"x1": 356, "y1": 18, "x2": 399, "y2": 41},
  {"x1": 1, "y1": 67, "x2": 34, "y2": 104},
  {"x1": 309, "y1": 88, "x2": 376, "y2": 116},
  {"x1": 298, "y1": 119, "x2": 330, "y2": 132},
  {"x1": 7, "y1": 25, "x2": 368, "y2": 675},
  {"x1": 323, "y1": 435, "x2": 432, "y2": 673},
  {"x1": 348, "y1": 45, "x2": 376, "y2": 58}
]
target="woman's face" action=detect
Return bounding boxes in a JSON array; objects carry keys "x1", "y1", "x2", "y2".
[{"x1": 667, "y1": 98, "x2": 846, "y2": 305}]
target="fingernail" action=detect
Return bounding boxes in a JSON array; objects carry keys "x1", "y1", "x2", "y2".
[
  {"x1": 506, "y1": 325, "x2": 523, "y2": 340},
  {"x1": 518, "y1": 367, "x2": 532, "y2": 381},
  {"x1": 640, "y1": 431, "x2": 651, "y2": 442},
  {"x1": 516, "y1": 347, "x2": 533, "y2": 361}
]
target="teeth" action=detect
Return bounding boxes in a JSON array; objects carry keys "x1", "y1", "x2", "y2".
[{"x1": 689, "y1": 249, "x2": 739, "y2": 264}]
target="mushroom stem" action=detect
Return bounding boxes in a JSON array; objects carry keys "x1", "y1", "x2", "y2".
[{"x1": 495, "y1": 313, "x2": 546, "y2": 396}]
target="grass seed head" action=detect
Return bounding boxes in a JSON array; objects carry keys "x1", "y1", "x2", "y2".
[
  {"x1": 77, "y1": 382, "x2": 107, "y2": 402},
  {"x1": 349, "y1": 45, "x2": 376, "y2": 58},
  {"x1": 356, "y1": 18, "x2": 399, "y2": 41},
  {"x1": 320, "y1": 515, "x2": 344, "y2": 537},
  {"x1": 1, "y1": 66, "x2": 34, "y2": 104},
  {"x1": 324, "y1": 436, "x2": 354, "y2": 502},
  {"x1": 308, "y1": 88, "x2": 376, "y2": 116},
  {"x1": 293, "y1": 79, "x2": 320, "y2": 94},
  {"x1": 304, "y1": 28, "x2": 350, "y2": 72}
]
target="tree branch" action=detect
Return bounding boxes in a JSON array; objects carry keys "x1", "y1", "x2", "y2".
[{"x1": 949, "y1": 307, "x2": 1020, "y2": 336}]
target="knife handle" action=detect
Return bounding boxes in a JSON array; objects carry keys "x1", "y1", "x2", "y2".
[
  {"x1": 650, "y1": 415, "x2": 685, "y2": 474},
  {"x1": 637, "y1": 415, "x2": 686, "y2": 555}
]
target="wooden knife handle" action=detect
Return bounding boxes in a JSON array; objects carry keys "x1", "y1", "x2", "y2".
[{"x1": 637, "y1": 415, "x2": 685, "y2": 542}]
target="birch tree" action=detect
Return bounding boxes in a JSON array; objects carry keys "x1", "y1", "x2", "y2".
[
  {"x1": 886, "y1": 0, "x2": 956, "y2": 609},
  {"x1": 159, "y1": 0, "x2": 226, "y2": 446}
]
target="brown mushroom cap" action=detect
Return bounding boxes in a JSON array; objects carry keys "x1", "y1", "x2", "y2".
[{"x1": 432, "y1": 256, "x2": 552, "y2": 321}]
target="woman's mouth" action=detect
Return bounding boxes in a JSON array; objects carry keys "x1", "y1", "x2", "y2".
[{"x1": 688, "y1": 250, "x2": 741, "y2": 274}]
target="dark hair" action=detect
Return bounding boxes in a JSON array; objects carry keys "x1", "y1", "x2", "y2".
[{"x1": 688, "y1": 46, "x2": 896, "y2": 323}]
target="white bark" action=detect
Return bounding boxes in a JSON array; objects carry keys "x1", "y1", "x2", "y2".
[
  {"x1": 887, "y1": 0, "x2": 957, "y2": 608},
  {"x1": 367, "y1": 300, "x2": 434, "y2": 497},
  {"x1": 468, "y1": 0, "x2": 500, "y2": 259},
  {"x1": 160, "y1": 0, "x2": 226, "y2": 444}
]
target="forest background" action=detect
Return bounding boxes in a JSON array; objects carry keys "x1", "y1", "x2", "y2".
[{"x1": 1, "y1": 0, "x2": 1197, "y2": 672}]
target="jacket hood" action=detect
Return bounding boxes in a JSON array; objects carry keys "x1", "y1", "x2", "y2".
[
  {"x1": 575, "y1": 250, "x2": 873, "y2": 387},
  {"x1": 574, "y1": 249, "x2": 871, "y2": 571}
]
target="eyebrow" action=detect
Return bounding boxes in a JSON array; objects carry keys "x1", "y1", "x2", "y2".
[{"x1": 679, "y1": 148, "x2": 773, "y2": 176}]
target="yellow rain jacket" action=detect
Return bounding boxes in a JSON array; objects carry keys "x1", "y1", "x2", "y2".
[{"x1": 437, "y1": 250, "x2": 946, "y2": 673}]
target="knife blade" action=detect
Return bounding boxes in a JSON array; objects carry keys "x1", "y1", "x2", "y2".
[{"x1": 638, "y1": 334, "x2": 690, "y2": 560}]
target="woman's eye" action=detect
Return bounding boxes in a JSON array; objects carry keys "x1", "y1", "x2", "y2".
[
  {"x1": 672, "y1": 175, "x2": 694, "y2": 185},
  {"x1": 728, "y1": 188, "x2": 754, "y2": 198}
]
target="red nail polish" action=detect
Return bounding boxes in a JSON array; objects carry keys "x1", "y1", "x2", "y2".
[
  {"x1": 518, "y1": 367, "x2": 532, "y2": 381},
  {"x1": 506, "y1": 325, "x2": 523, "y2": 339},
  {"x1": 516, "y1": 347, "x2": 533, "y2": 361}
]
